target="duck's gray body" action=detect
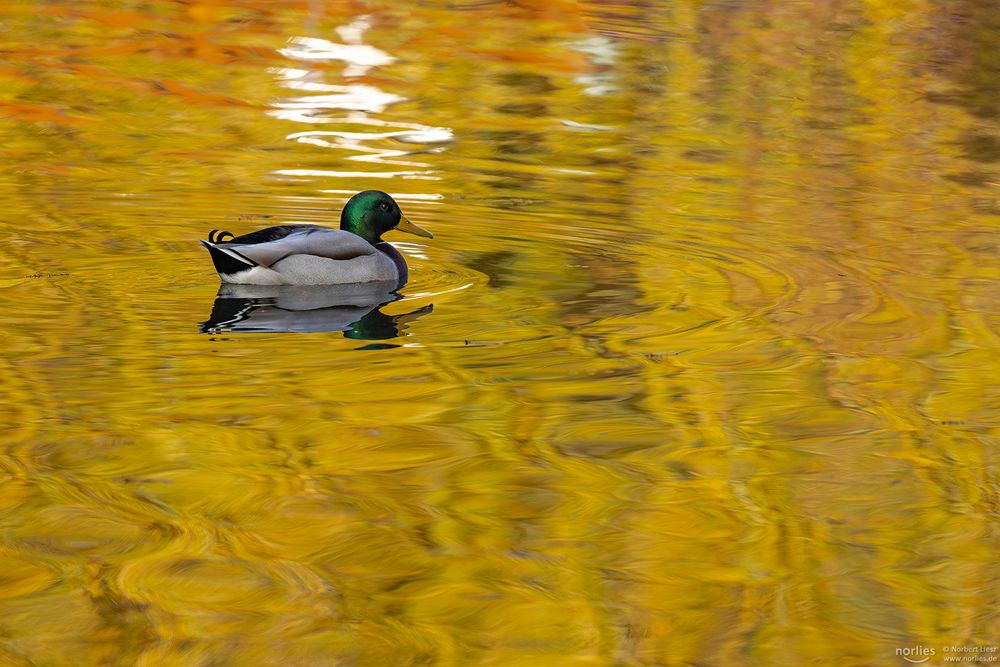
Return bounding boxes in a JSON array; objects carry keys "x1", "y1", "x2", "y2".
[{"x1": 200, "y1": 225, "x2": 408, "y2": 286}]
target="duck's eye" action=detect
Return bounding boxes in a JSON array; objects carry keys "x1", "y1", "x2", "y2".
[{"x1": 378, "y1": 202, "x2": 390, "y2": 211}]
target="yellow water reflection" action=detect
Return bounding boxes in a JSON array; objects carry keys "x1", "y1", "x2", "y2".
[{"x1": 0, "y1": 1, "x2": 997, "y2": 666}]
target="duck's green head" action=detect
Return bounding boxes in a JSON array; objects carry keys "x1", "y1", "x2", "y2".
[{"x1": 340, "y1": 190, "x2": 433, "y2": 244}]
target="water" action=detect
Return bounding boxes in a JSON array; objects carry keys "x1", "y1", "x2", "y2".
[{"x1": 0, "y1": 1, "x2": 997, "y2": 665}]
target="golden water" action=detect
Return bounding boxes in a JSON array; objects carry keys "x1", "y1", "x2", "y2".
[{"x1": 0, "y1": 1, "x2": 997, "y2": 665}]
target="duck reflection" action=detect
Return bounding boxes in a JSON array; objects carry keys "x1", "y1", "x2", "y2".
[{"x1": 200, "y1": 282, "x2": 432, "y2": 340}]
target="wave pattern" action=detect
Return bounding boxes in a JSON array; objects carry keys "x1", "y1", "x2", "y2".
[{"x1": 0, "y1": 2, "x2": 996, "y2": 667}]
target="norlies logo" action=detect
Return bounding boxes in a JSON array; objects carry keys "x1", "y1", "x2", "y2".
[{"x1": 896, "y1": 646, "x2": 936, "y2": 663}]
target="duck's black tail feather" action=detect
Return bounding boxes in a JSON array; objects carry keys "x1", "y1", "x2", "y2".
[{"x1": 200, "y1": 240, "x2": 257, "y2": 275}]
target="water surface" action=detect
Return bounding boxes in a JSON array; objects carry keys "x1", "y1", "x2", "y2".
[{"x1": 0, "y1": 1, "x2": 997, "y2": 665}]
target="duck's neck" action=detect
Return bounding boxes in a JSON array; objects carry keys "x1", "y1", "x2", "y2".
[
  {"x1": 374, "y1": 242, "x2": 408, "y2": 288},
  {"x1": 340, "y1": 219, "x2": 380, "y2": 244}
]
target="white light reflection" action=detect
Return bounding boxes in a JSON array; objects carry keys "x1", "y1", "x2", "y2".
[
  {"x1": 405, "y1": 282, "x2": 476, "y2": 299},
  {"x1": 279, "y1": 16, "x2": 393, "y2": 78},
  {"x1": 271, "y1": 87, "x2": 405, "y2": 115},
  {"x1": 319, "y1": 190, "x2": 444, "y2": 202},
  {"x1": 279, "y1": 37, "x2": 392, "y2": 75},
  {"x1": 390, "y1": 242, "x2": 429, "y2": 260},
  {"x1": 288, "y1": 127, "x2": 453, "y2": 144},
  {"x1": 279, "y1": 115, "x2": 452, "y2": 170},
  {"x1": 335, "y1": 15, "x2": 370, "y2": 45},
  {"x1": 274, "y1": 169, "x2": 441, "y2": 180},
  {"x1": 571, "y1": 35, "x2": 620, "y2": 96},
  {"x1": 560, "y1": 119, "x2": 615, "y2": 132},
  {"x1": 271, "y1": 14, "x2": 452, "y2": 198}
]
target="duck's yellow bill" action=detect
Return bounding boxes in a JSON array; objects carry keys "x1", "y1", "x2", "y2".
[{"x1": 395, "y1": 216, "x2": 434, "y2": 239}]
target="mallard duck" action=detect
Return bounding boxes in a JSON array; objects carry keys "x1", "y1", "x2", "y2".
[{"x1": 200, "y1": 190, "x2": 432, "y2": 286}]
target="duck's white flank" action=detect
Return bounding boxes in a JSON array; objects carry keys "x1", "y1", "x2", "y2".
[{"x1": 219, "y1": 253, "x2": 399, "y2": 285}]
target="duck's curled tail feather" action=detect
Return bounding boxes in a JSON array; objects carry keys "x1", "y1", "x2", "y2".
[{"x1": 200, "y1": 240, "x2": 257, "y2": 276}]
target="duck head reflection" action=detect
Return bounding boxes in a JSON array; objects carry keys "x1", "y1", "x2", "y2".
[{"x1": 200, "y1": 282, "x2": 432, "y2": 342}]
